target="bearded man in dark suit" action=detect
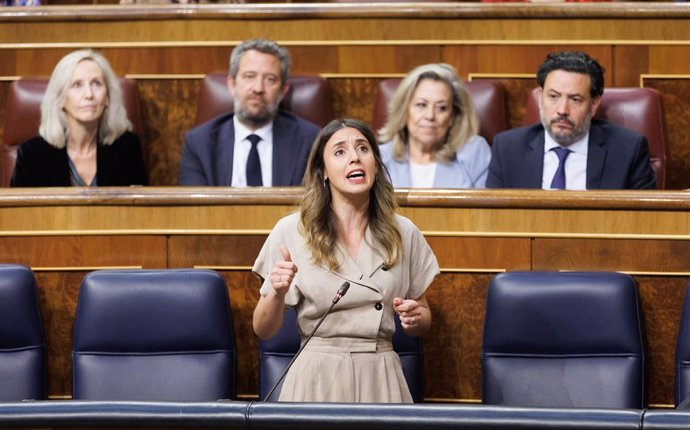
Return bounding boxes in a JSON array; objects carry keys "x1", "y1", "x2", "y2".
[
  {"x1": 179, "y1": 38, "x2": 320, "y2": 187},
  {"x1": 487, "y1": 51, "x2": 656, "y2": 190}
]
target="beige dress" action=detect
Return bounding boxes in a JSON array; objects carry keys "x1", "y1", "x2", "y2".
[{"x1": 252, "y1": 212, "x2": 440, "y2": 403}]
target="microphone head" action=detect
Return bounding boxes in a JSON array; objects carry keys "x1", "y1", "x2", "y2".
[
  {"x1": 338, "y1": 281, "x2": 350, "y2": 296},
  {"x1": 333, "y1": 281, "x2": 350, "y2": 304}
]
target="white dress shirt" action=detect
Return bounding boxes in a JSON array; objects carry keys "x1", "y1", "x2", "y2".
[
  {"x1": 409, "y1": 161, "x2": 438, "y2": 188},
  {"x1": 542, "y1": 131, "x2": 589, "y2": 190},
  {"x1": 231, "y1": 117, "x2": 274, "y2": 187}
]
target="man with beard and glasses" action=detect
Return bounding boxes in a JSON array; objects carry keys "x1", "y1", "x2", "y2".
[
  {"x1": 486, "y1": 51, "x2": 656, "y2": 190},
  {"x1": 179, "y1": 39, "x2": 320, "y2": 186}
]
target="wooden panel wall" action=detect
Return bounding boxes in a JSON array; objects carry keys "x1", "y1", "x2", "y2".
[
  {"x1": 0, "y1": 188, "x2": 688, "y2": 406},
  {"x1": 2, "y1": 5, "x2": 690, "y2": 187}
]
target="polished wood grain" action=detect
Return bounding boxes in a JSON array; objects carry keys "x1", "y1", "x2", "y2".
[
  {"x1": 644, "y1": 77, "x2": 690, "y2": 191},
  {"x1": 426, "y1": 237, "x2": 530, "y2": 271},
  {"x1": 168, "y1": 235, "x2": 266, "y2": 267},
  {"x1": 0, "y1": 236, "x2": 166, "y2": 267},
  {"x1": 218, "y1": 270, "x2": 262, "y2": 398},
  {"x1": 424, "y1": 273, "x2": 494, "y2": 401},
  {"x1": 534, "y1": 238, "x2": 690, "y2": 273},
  {"x1": 636, "y1": 276, "x2": 687, "y2": 407},
  {"x1": 136, "y1": 78, "x2": 199, "y2": 186},
  {"x1": 330, "y1": 77, "x2": 391, "y2": 125},
  {"x1": 0, "y1": 188, "x2": 687, "y2": 405},
  {"x1": 35, "y1": 271, "x2": 86, "y2": 398}
]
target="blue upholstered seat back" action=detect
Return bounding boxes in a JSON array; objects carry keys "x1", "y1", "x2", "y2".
[
  {"x1": 72, "y1": 269, "x2": 236, "y2": 401},
  {"x1": 0, "y1": 264, "x2": 45, "y2": 401},
  {"x1": 482, "y1": 271, "x2": 645, "y2": 409}
]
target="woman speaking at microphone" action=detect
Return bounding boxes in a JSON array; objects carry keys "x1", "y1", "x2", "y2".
[{"x1": 252, "y1": 118, "x2": 439, "y2": 403}]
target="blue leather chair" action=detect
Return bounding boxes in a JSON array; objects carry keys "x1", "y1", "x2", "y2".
[
  {"x1": 675, "y1": 284, "x2": 690, "y2": 407},
  {"x1": 482, "y1": 271, "x2": 645, "y2": 409},
  {"x1": 259, "y1": 307, "x2": 424, "y2": 402},
  {"x1": 72, "y1": 269, "x2": 236, "y2": 401},
  {"x1": 0, "y1": 264, "x2": 45, "y2": 401}
]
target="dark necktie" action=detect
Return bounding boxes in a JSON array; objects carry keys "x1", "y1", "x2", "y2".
[
  {"x1": 550, "y1": 147, "x2": 571, "y2": 190},
  {"x1": 246, "y1": 134, "x2": 263, "y2": 186}
]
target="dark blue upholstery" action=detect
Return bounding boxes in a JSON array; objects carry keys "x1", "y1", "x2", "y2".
[
  {"x1": 482, "y1": 271, "x2": 645, "y2": 409},
  {"x1": 0, "y1": 401, "x2": 248, "y2": 427},
  {"x1": 247, "y1": 402, "x2": 643, "y2": 430},
  {"x1": 72, "y1": 269, "x2": 236, "y2": 401},
  {"x1": 0, "y1": 264, "x2": 45, "y2": 401},
  {"x1": 259, "y1": 307, "x2": 424, "y2": 402},
  {"x1": 258, "y1": 307, "x2": 300, "y2": 402},
  {"x1": 0, "y1": 401, "x2": 644, "y2": 430},
  {"x1": 644, "y1": 409, "x2": 690, "y2": 429},
  {"x1": 675, "y1": 284, "x2": 690, "y2": 407}
]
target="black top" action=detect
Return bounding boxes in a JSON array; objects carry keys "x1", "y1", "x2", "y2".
[{"x1": 10, "y1": 131, "x2": 148, "y2": 187}]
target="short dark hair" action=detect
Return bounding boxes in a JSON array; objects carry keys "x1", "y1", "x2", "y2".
[
  {"x1": 229, "y1": 38, "x2": 291, "y2": 86},
  {"x1": 536, "y1": 51, "x2": 605, "y2": 98}
]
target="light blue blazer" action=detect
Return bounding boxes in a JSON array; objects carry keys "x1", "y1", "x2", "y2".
[{"x1": 379, "y1": 135, "x2": 491, "y2": 188}]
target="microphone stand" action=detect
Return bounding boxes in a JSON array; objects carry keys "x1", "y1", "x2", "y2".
[{"x1": 262, "y1": 281, "x2": 351, "y2": 402}]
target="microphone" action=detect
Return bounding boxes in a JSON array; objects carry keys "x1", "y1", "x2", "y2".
[{"x1": 262, "y1": 281, "x2": 350, "y2": 402}]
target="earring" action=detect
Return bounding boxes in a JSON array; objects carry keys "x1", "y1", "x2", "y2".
[{"x1": 323, "y1": 177, "x2": 328, "y2": 188}]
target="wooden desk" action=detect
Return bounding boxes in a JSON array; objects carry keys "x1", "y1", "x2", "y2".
[{"x1": 0, "y1": 187, "x2": 687, "y2": 406}]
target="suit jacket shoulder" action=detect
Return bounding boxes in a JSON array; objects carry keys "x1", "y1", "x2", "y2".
[
  {"x1": 271, "y1": 111, "x2": 320, "y2": 186},
  {"x1": 179, "y1": 113, "x2": 235, "y2": 186},
  {"x1": 586, "y1": 119, "x2": 656, "y2": 190},
  {"x1": 180, "y1": 111, "x2": 320, "y2": 186},
  {"x1": 11, "y1": 136, "x2": 69, "y2": 187},
  {"x1": 487, "y1": 124, "x2": 545, "y2": 189},
  {"x1": 487, "y1": 119, "x2": 657, "y2": 190}
]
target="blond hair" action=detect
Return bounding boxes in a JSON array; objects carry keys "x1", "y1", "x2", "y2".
[
  {"x1": 40, "y1": 49, "x2": 131, "y2": 149},
  {"x1": 378, "y1": 63, "x2": 479, "y2": 163}
]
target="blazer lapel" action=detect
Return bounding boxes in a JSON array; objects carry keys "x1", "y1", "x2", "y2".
[
  {"x1": 524, "y1": 133, "x2": 545, "y2": 188},
  {"x1": 433, "y1": 161, "x2": 460, "y2": 188},
  {"x1": 214, "y1": 118, "x2": 235, "y2": 186},
  {"x1": 388, "y1": 158, "x2": 412, "y2": 188},
  {"x1": 327, "y1": 231, "x2": 386, "y2": 296},
  {"x1": 272, "y1": 115, "x2": 298, "y2": 186},
  {"x1": 586, "y1": 124, "x2": 608, "y2": 189}
]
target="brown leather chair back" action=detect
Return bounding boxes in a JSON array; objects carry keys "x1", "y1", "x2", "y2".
[
  {"x1": 524, "y1": 87, "x2": 668, "y2": 189},
  {"x1": 2, "y1": 77, "x2": 144, "y2": 187},
  {"x1": 371, "y1": 78, "x2": 509, "y2": 145},
  {"x1": 193, "y1": 73, "x2": 333, "y2": 128}
]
